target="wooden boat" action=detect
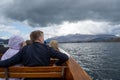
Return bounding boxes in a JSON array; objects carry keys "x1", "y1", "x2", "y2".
[{"x1": 0, "y1": 50, "x2": 92, "y2": 80}]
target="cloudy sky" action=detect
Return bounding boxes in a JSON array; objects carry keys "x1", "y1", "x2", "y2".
[{"x1": 0, "y1": 0, "x2": 120, "y2": 40}]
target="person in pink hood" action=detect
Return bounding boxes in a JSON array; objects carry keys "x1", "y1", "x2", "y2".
[{"x1": 0, "y1": 35, "x2": 25, "y2": 80}]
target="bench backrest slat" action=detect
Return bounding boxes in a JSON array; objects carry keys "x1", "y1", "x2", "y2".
[
  {"x1": 0, "y1": 73, "x2": 62, "y2": 78},
  {"x1": 0, "y1": 66, "x2": 62, "y2": 72},
  {"x1": 0, "y1": 66, "x2": 66, "y2": 78}
]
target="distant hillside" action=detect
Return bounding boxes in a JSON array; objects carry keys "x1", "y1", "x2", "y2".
[
  {"x1": 105, "y1": 37, "x2": 120, "y2": 42},
  {"x1": 1, "y1": 34, "x2": 120, "y2": 44},
  {"x1": 0, "y1": 39, "x2": 9, "y2": 44},
  {"x1": 46, "y1": 34, "x2": 119, "y2": 43}
]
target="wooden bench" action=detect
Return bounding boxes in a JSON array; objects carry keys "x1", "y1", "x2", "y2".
[{"x1": 0, "y1": 66, "x2": 66, "y2": 79}]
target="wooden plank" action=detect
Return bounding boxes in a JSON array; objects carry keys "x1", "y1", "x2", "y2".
[
  {"x1": 0, "y1": 66, "x2": 63, "y2": 72},
  {"x1": 0, "y1": 72, "x2": 62, "y2": 78},
  {"x1": 64, "y1": 67, "x2": 74, "y2": 80},
  {"x1": 0, "y1": 66, "x2": 66, "y2": 78}
]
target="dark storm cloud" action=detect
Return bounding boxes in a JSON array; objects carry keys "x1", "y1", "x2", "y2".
[{"x1": 1, "y1": 0, "x2": 120, "y2": 26}]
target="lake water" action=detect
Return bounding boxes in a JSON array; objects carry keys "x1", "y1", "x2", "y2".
[{"x1": 60, "y1": 42, "x2": 120, "y2": 80}]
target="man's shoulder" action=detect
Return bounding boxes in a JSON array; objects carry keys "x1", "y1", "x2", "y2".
[
  {"x1": 21, "y1": 45, "x2": 29, "y2": 51},
  {"x1": 42, "y1": 44, "x2": 50, "y2": 49}
]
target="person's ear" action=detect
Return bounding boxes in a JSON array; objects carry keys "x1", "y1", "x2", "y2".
[{"x1": 38, "y1": 37, "x2": 42, "y2": 43}]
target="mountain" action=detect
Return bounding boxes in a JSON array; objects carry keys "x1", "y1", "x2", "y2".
[
  {"x1": 1, "y1": 34, "x2": 119, "y2": 44},
  {"x1": 46, "y1": 34, "x2": 119, "y2": 43},
  {"x1": 0, "y1": 39, "x2": 9, "y2": 44}
]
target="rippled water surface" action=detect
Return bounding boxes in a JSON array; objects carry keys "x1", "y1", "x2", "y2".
[{"x1": 60, "y1": 42, "x2": 120, "y2": 80}]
